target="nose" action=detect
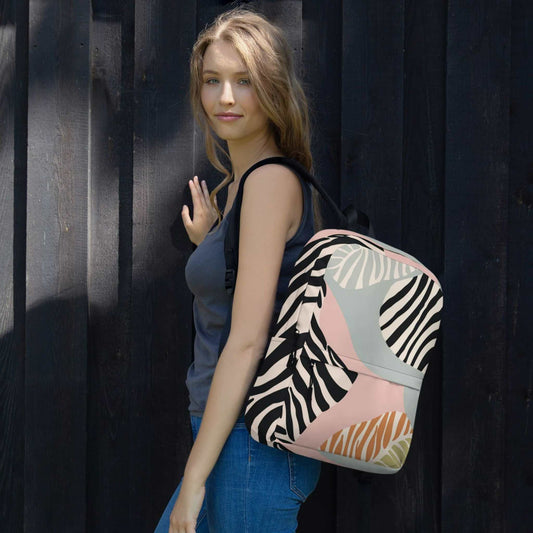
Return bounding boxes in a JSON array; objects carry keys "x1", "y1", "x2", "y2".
[{"x1": 220, "y1": 81, "x2": 235, "y2": 106}]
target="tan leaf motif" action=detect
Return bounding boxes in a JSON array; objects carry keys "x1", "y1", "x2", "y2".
[{"x1": 373, "y1": 437, "x2": 412, "y2": 469}]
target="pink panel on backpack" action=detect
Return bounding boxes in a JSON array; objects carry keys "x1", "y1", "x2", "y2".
[{"x1": 288, "y1": 373, "x2": 406, "y2": 452}]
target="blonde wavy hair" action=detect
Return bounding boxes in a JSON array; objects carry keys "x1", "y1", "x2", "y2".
[{"x1": 189, "y1": 7, "x2": 317, "y2": 223}]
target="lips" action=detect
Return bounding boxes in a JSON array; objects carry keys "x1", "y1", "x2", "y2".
[{"x1": 215, "y1": 112, "x2": 242, "y2": 122}]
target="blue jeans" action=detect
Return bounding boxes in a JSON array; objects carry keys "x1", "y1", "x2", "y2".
[{"x1": 154, "y1": 415, "x2": 321, "y2": 533}]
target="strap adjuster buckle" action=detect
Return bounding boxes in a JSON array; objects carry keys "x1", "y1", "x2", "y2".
[{"x1": 225, "y1": 268, "x2": 236, "y2": 295}]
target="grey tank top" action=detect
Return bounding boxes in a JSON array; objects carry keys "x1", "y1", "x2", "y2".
[{"x1": 184, "y1": 170, "x2": 314, "y2": 416}]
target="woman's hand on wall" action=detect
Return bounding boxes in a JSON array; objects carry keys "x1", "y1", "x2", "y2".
[{"x1": 181, "y1": 176, "x2": 218, "y2": 245}]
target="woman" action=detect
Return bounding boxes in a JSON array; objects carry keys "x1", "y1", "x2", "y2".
[{"x1": 155, "y1": 8, "x2": 321, "y2": 533}]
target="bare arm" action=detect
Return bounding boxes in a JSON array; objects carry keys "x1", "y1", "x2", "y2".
[{"x1": 169, "y1": 165, "x2": 303, "y2": 532}]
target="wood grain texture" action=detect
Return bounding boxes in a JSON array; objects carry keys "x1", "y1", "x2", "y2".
[
  {"x1": 302, "y1": 0, "x2": 342, "y2": 227},
  {"x1": 505, "y1": 0, "x2": 533, "y2": 529},
  {"x1": 442, "y1": 1, "x2": 510, "y2": 531},
  {"x1": 394, "y1": 0, "x2": 446, "y2": 531},
  {"x1": 0, "y1": 1, "x2": 529, "y2": 531},
  {"x1": 0, "y1": 1, "x2": 23, "y2": 532},
  {"x1": 86, "y1": 2, "x2": 131, "y2": 532},
  {"x1": 134, "y1": 0, "x2": 198, "y2": 529},
  {"x1": 25, "y1": 0, "x2": 90, "y2": 531},
  {"x1": 337, "y1": 1, "x2": 412, "y2": 532},
  {"x1": 340, "y1": 0, "x2": 405, "y2": 247}
]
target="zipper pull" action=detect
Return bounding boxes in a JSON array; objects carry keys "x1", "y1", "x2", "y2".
[
  {"x1": 287, "y1": 328, "x2": 300, "y2": 369},
  {"x1": 287, "y1": 351, "x2": 297, "y2": 368}
]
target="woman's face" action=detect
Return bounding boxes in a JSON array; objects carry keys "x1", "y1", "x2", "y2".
[{"x1": 200, "y1": 40, "x2": 270, "y2": 144}]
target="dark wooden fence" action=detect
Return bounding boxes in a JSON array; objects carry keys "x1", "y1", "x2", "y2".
[{"x1": 1, "y1": 0, "x2": 531, "y2": 531}]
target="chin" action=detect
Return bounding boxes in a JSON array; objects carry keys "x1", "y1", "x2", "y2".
[{"x1": 214, "y1": 130, "x2": 244, "y2": 142}]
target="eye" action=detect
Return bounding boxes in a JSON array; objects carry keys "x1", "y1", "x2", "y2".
[
  {"x1": 238, "y1": 78, "x2": 251, "y2": 86},
  {"x1": 204, "y1": 78, "x2": 219, "y2": 85}
]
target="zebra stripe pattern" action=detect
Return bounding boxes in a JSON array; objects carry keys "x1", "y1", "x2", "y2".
[
  {"x1": 245, "y1": 230, "x2": 443, "y2": 472},
  {"x1": 247, "y1": 235, "x2": 360, "y2": 449},
  {"x1": 275, "y1": 234, "x2": 370, "y2": 337},
  {"x1": 379, "y1": 274, "x2": 443, "y2": 372},
  {"x1": 247, "y1": 316, "x2": 358, "y2": 449}
]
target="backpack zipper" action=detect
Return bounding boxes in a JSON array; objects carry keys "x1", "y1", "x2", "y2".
[{"x1": 287, "y1": 328, "x2": 299, "y2": 369}]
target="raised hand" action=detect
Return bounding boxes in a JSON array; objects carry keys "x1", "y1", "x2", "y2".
[{"x1": 181, "y1": 176, "x2": 218, "y2": 246}]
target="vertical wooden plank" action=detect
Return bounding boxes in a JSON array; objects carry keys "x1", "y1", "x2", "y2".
[
  {"x1": 302, "y1": 0, "x2": 342, "y2": 219},
  {"x1": 0, "y1": 1, "x2": 25, "y2": 531},
  {"x1": 196, "y1": 1, "x2": 302, "y2": 69},
  {"x1": 258, "y1": 0, "x2": 302, "y2": 71},
  {"x1": 299, "y1": 0, "x2": 342, "y2": 531},
  {"x1": 338, "y1": 1, "x2": 408, "y2": 531},
  {"x1": 25, "y1": 1, "x2": 89, "y2": 531},
  {"x1": 442, "y1": 1, "x2": 510, "y2": 531},
  {"x1": 341, "y1": 0, "x2": 404, "y2": 246},
  {"x1": 401, "y1": 0, "x2": 446, "y2": 276},
  {"x1": 133, "y1": 0, "x2": 197, "y2": 529},
  {"x1": 506, "y1": 0, "x2": 533, "y2": 529},
  {"x1": 86, "y1": 2, "x2": 130, "y2": 531},
  {"x1": 395, "y1": 0, "x2": 446, "y2": 531}
]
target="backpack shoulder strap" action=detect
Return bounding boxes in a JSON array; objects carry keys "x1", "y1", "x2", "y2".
[{"x1": 223, "y1": 156, "x2": 371, "y2": 296}]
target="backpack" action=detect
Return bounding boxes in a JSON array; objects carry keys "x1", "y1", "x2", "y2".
[{"x1": 224, "y1": 157, "x2": 443, "y2": 474}]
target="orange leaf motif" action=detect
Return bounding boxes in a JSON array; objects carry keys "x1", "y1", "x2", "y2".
[{"x1": 320, "y1": 412, "x2": 413, "y2": 468}]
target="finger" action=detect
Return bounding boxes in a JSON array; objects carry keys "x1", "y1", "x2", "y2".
[
  {"x1": 189, "y1": 178, "x2": 206, "y2": 210},
  {"x1": 181, "y1": 205, "x2": 192, "y2": 228},
  {"x1": 201, "y1": 181, "x2": 217, "y2": 214},
  {"x1": 195, "y1": 176, "x2": 209, "y2": 208},
  {"x1": 201, "y1": 180, "x2": 211, "y2": 205}
]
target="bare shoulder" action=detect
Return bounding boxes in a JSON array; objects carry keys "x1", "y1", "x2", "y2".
[{"x1": 242, "y1": 163, "x2": 301, "y2": 200}]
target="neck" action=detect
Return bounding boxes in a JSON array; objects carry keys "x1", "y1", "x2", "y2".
[{"x1": 227, "y1": 131, "x2": 282, "y2": 182}]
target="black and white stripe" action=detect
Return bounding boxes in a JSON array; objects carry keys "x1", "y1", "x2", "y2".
[
  {"x1": 379, "y1": 274, "x2": 443, "y2": 372},
  {"x1": 245, "y1": 231, "x2": 443, "y2": 453},
  {"x1": 246, "y1": 234, "x2": 360, "y2": 449}
]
